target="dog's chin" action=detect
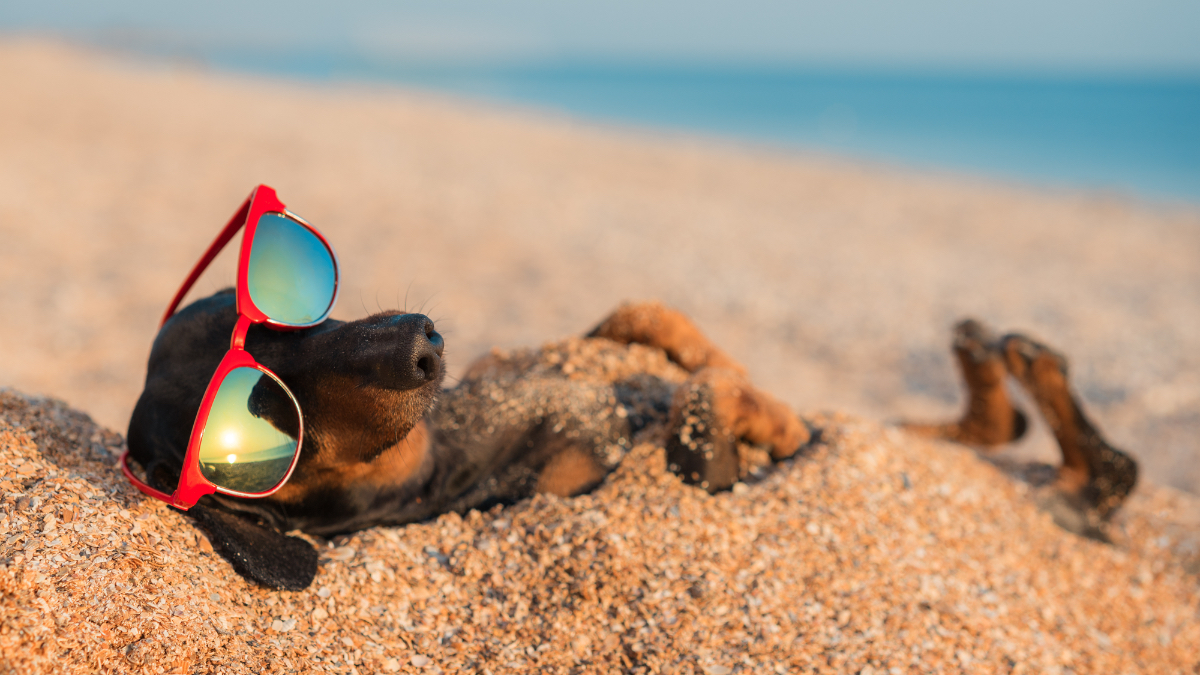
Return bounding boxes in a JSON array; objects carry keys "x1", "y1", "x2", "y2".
[{"x1": 354, "y1": 377, "x2": 443, "y2": 461}]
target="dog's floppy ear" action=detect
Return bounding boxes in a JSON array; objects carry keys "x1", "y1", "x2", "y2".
[
  {"x1": 134, "y1": 435, "x2": 318, "y2": 590},
  {"x1": 187, "y1": 502, "x2": 318, "y2": 591}
]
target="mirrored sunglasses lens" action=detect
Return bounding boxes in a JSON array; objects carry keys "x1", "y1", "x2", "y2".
[
  {"x1": 198, "y1": 367, "x2": 300, "y2": 494},
  {"x1": 248, "y1": 213, "x2": 336, "y2": 325}
]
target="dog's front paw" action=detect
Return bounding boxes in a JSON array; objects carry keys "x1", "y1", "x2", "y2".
[{"x1": 665, "y1": 368, "x2": 809, "y2": 493}]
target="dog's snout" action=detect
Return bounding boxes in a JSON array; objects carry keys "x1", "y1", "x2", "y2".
[
  {"x1": 398, "y1": 314, "x2": 442, "y2": 389},
  {"x1": 362, "y1": 313, "x2": 444, "y2": 390},
  {"x1": 414, "y1": 318, "x2": 443, "y2": 382}
]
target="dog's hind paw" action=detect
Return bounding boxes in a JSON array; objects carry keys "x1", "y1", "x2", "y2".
[
  {"x1": 901, "y1": 319, "x2": 1028, "y2": 448},
  {"x1": 1001, "y1": 333, "x2": 1139, "y2": 520}
]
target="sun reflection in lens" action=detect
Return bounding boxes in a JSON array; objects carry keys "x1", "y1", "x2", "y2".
[{"x1": 197, "y1": 367, "x2": 301, "y2": 494}]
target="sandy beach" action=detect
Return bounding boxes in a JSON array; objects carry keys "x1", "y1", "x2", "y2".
[{"x1": 1, "y1": 39, "x2": 1199, "y2": 673}]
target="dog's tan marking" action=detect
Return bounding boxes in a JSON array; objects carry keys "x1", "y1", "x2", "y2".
[
  {"x1": 272, "y1": 421, "x2": 431, "y2": 504},
  {"x1": 536, "y1": 446, "x2": 607, "y2": 497},
  {"x1": 589, "y1": 301, "x2": 748, "y2": 376}
]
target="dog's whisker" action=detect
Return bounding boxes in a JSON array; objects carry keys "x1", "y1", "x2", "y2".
[{"x1": 403, "y1": 280, "x2": 415, "y2": 314}]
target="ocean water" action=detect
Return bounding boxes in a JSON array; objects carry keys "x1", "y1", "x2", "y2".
[{"x1": 205, "y1": 53, "x2": 1200, "y2": 202}]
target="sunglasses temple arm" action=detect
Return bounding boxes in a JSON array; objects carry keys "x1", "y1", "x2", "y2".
[
  {"x1": 118, "y1": 449, "x2": 178, "y2": 505},
  {"x1": 160, "y1": 195, "x2": 253, "y2": 328}
]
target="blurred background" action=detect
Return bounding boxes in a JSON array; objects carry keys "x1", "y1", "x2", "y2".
[
  {"x1": 1, "y1": 3, "x2": 1198, "y2": 495},
  {"x1": 5, "y1": 0, "x2": 1199, "y2": 201}
]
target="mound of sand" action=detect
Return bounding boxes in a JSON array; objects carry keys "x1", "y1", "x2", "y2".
[{"x1": 2, "y1": 389, "x2": 1198, "y2": 674}]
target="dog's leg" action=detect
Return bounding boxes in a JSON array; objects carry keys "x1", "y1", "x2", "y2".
[
  {"x1": 666, "y1": 368, "x2": 809, "y2": 493},
  {"x1": 589, "y1": 301, "x2": 809, "y2": 492},
  {"x1": 903, "y1": 319, "x2": 1027, "y2": 447},
  {"x1": 1000, "y1": 334, "x2": 1138, "y2": 523},
  {"x1": 587, "y1": 301, "x2": 748, "y2": 375}
]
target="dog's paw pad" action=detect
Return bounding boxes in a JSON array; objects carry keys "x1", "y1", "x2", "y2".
[{"x1": 665, "y1": 368, "x2": 809, "y2": 493}]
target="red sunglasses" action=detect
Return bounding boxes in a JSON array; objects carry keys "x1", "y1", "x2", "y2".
[{"x1": 121, "y1": 185, "x2": 340, "y2": 509}]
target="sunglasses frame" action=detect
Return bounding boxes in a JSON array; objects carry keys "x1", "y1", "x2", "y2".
[{"x1": 121, "y1": 185, "x2": 340, "y2": 509}]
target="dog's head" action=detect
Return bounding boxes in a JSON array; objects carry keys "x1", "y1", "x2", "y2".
[{"x1": 127, "y1": 289, "x2": 445, "y2": 589}]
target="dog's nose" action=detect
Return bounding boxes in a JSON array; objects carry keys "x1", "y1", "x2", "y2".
[{"x1": 380, "y1": 313, "x2": 443, "y2": 390}]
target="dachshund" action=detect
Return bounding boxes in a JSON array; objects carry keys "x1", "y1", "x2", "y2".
[{"x1": 126, "y1": 293, "x2": 1136, "y2": 589}]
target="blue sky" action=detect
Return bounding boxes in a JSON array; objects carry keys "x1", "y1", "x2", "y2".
[{"x1": 5, "y1": 0, "x2": 1200, "y2": 73}]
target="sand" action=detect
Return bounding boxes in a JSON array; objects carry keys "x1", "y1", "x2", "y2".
[
  {"x1": 1, "y1": 39, "x2": 1199, "y2": 673},
  {"x1": 3, "y1": 388, "x2": 1199, "y2": 674}
]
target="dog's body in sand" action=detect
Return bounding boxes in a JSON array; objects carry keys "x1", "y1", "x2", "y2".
[{"x1": 127, "y1": 290, "x2": 1137, "y2": 590}]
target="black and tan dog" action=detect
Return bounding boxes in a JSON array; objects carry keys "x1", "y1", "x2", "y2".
[{"x1": 126, "y1": 293, "x2": 1136, "y2": 590}]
